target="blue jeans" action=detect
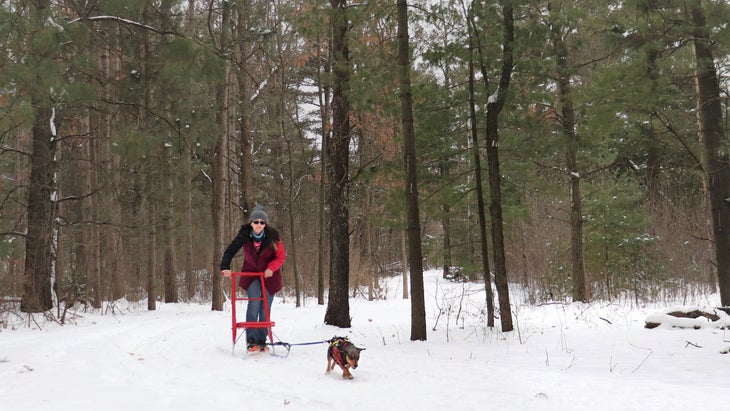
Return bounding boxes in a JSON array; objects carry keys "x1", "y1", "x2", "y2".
[{"x1": 245, "y1": 279, "x2": 273, "y2": 344}]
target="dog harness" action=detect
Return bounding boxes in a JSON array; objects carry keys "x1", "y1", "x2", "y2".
[{"x1": 330, "y1": 338, "x2": 350, "y2": 367}]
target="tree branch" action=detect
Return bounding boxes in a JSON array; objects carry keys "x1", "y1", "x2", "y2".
[
  {"x1": 69, "y1": 15, "x2": 183, "y2": 37},
  {"x1": 0, "y1": 231, "x2": 27, "y2": 238},
  {"x1": 56, "y1": 190, "x2": 97, "y2": 204},
  {"x1": 1, "y1": 144, "x2": 31, "y2": 157}
]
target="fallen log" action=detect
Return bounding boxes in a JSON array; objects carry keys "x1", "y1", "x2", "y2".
[{"x1": 644, "y1": 308, "x2": 728, "y2": 329}]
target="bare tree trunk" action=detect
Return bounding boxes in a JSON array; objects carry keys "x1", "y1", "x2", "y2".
[
  {"x1": 565, "y1": 148, "x2": 585, "y2": 302},
  {"x1": 689, "y1": 1, "x2": 730, "y2": 307},
  {"x1": 162, "y1": 146, "x2": 178, "y2": 303},
  {"x1": 70, "y1": 111, "x2": 93, "y2": 307},
  {"x1": 354, "y1": 116, "x2": 375, "y2": 301},
  {"x1": 87, "y1": 132, "x2": 102, "y2": 309},
  {"x1": 272, "y1": 46, "x2": 295, "y2": 304},
  {"x1": 211, "y1": 1, "x2": 232, "y2": 311},
  {"x1": 472, "y1": 2, "x2": 514, "y2": 332},
  {"x1": 102, "y1": 15, "x2": 126, "y2": 302},
  {"x1": 271, "y1": 7, "x2": 306, "y2": 298},
  {"x1": 140, "y1": 164, "x2": 157, "y2": 311},
  {"x1": 22, "y1": 117, "x2": 56, "y2": 313},
  {"x1": 183, "y1": 145, "x2": 196, "y2": 300},
  {"x1": 92, "y1": 193, "x2": 102, "y2": 308},
  {"x1": 365, "y1": 189, "x2": 374, "y2": 301},
  {"x1": 183, "y1": 0, "x2": 198, "y2": 301},
  {"x1": 316, "y1": 31, "x2": 330, "y2": 306},
  {"x1": 401, "y1": 219, "x2": 409, "y2": 300},
  {"x1": 139, "y1": 4, "x2": 160, "y2": 310},
  {"x1": 549, "y1": 1, "x2": 586, "y2": 303},
  {"x1": 211, "y1": 111, "x2": 227, "y2": 312},
  {"x1": 466, "y1": 11, "x2": 494, "y2": 326},
  {"x1": 441, "y1": 160, "x2": 453, "y2": 281},
  {"x1": 146, "y1": 193, "x2": 157, "y2": 311},
  {"x1": 21, "y1": 0, "x2": 56, "y2": 313},
  {"x1": 236, "y1": 0, "x2": 255, "y2": 221},
  {"x1": 105, "y1": 96, "x2": 123, "y2": 303},
  {"x1": 643, "y1": 46, "x2": 661, "y2": 205},
  {"x1": 9, "y1": 129, "x2": 31, "y2": 300},
  {"x1": 485, "y1": 119, "x2": 512, "y2": 332},
  {"x1": 153, "y1": 2, "x2": 177, "y2": 306},
  {"x1": 286, "y1": 135, "x2": 302, "y2": 307},
  {"x1": 397, "y1": 0, "x2": 426, "y2": 341},
  {"x1": 324, "y1": 0, "x2": 352, "y2": 328}
]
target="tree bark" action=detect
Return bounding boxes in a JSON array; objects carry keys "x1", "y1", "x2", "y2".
[
  {"x1": 324, "y1": 0, "x2": 352, "y2": 328},
  {"x1": 211, "y1": 0, "x2": 232, "y2": 312},
  {"x1": 466, "y1": 10, "x2": 495, "y2": 326},
  {"x1": 22, "y1": 104, "x2": 56, "y2": 313},
  {"x1": 183, "y1": 143, "x2": 196, "y2": 300},
  {"x1": 285, "y1": 131, "x2": 303, "y2": 307},
  {"x1": 317, "y1": 44, "x2": 330, "y2": 306},
  {"x1": 441, "y1": 200, "x2": 452, "y2": 281},
  {"x1": 236, "y1": 0, "x2": 255, "y2": 221},
  {"x1": 401, "y1": 219, "x2": 409, "y2": 300},
  {"x1": 145, "y1": 183, "x2": 157, "y2": 311},
  {"x1": 21, "y1": 0, "x2": 56, "y2": 313},
  {"x1": 397, "y1": 0, "x2": 427, "y2": 341},
  {"x1": 183, "y1": 0, "x2": 198, "y2": 301},
  {"x1": 643, "y1": 46, "x2": 661, "y2": 205},
  {"x1": 163, "y1": 146, "x2": 178, "y2": 303},
  {"x1": 473, "y1": 2, "x2": 514, "y2": 332},
  {"x1": 549, "y1": 1, "x2": 587, "y2": 303},
  {"x1": 689, "y1": 1, "x2": 730, "y2": 307}
]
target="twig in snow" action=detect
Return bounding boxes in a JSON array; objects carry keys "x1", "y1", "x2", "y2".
[
  {"x1": 432, "y1": 281, "x2": 442, "y2": 332},
  {"x1": 630, "y1": 344, "x2": 653, "y2": 373},
  {"x1": 609, "y1": 354, "x2": 617, "y2": 373},
  {"x1": 561, "y1": 354, "x2": 576, "y2": 371},
  {"x1": 513, "y1": 307, "x2": 523, "y2": 345},
  {"x1": 684, "y1": 340, "x2": 702, "y2": 349},
  {"x1": 27, "y1": 313, "x2": 43, "y2": 331}
]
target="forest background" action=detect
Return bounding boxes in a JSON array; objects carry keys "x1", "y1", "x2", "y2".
[{"x1": 2, "y1": 0, "x2": 730, "y2": 329}]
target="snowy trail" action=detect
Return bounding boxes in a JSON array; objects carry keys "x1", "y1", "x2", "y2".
[{"x1": 2, "y1": 272, "x2": 729, "y2": 411}]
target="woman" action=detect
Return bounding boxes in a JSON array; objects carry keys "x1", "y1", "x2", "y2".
[{"x1": 220, "y1": 206, "x2": 286, "y2": 353}]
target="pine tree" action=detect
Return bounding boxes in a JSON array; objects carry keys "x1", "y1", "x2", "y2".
[
  {"x1": 689, "y1": 0, "x2": 730, "y2": 307},
  {"x1": 324, "y1": 0, "x2": 352, "y2": 328},
  {"x1": 21, "y1": 0, "x2": 60, "y2": 312},
  {"x1": 397, "y1": 0, "x2": 427, "y2": 341}
]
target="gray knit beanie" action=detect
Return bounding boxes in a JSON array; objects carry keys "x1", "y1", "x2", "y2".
[{"x1": 248, "y1": 206, "x2": 268, "y2": 223}]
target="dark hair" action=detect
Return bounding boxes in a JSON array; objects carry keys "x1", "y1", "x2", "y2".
[{"x1": 241, "y1": 224, "x2": 281, "y2": 251}]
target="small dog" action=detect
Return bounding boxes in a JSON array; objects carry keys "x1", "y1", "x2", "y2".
[{"x1": 325, "y1": 336, "x2": 365, "y2": 379}]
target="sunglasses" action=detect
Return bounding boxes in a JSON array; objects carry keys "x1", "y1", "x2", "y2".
[{"x1": 251, "y1": 220, "x2": 267, "y2": 225}]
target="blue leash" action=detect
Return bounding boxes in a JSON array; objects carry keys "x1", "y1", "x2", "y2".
[
  {"x1": 267, "y1": 336, "x2": 345, "y2": 357},
  {"x1": 263, "y1": 340, "x2": 325, "y2": 358},
  {"x1": 269, "y1": 339, "x2": 331, "y2": 349}
]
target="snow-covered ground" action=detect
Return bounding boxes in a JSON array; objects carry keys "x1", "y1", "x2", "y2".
[{"x1": 2, "y1": 270, "x2": 729, "y2": 411}]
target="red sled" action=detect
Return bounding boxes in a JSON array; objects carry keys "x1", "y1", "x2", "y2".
[{"x1": 229, "y1": 272, "x2": 274, "y2": 355}]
